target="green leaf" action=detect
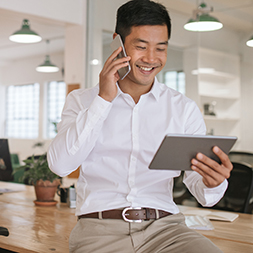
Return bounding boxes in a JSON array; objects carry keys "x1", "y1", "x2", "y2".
[{"x1": 12, "y1": 152, "x2": 60, "y2": 185}]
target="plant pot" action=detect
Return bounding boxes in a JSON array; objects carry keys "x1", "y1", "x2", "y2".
[{"x1": 33, "y1": 179, "x2": 61, "y2": 206}]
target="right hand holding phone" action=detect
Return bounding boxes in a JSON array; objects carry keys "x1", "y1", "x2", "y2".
[{"x1": 98, "y1": 47, "x2": 131, "y2": 102}]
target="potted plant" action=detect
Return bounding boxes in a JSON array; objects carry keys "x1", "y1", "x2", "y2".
[{"x1": 13, "y1": 153, "x2": 61, "y2": 206}]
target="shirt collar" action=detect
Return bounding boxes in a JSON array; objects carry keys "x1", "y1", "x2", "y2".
[
  {"x1": 115, "y1": 82, "x2": 123, "y2": 99},
  {"x1": 148, "y1": 77, "x2": 160, "y2": 101},
  {"x1": 115, "y1": 76, "x2": 161, "y2": 102}
]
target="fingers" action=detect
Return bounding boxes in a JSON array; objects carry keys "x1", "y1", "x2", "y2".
[
  {"x1": 213, "y1": 146, "x2": 233, "y2": 172},
  {"x1": 191, "y1": 159, "x2": 227, "y2": 188},
  {"x1": 99, "y1": 47, "x2": 131, "y2": 102},
  {"x1": 191, "y1": 146, "x2": 233, "y2": 188},
  {"x1": 103, "y1": 47, "x2": 130, "y2": 77}
]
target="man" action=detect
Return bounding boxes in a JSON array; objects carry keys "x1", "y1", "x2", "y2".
[{"x1": 48, "y1": 0, "x2": 232, "y2": 252}]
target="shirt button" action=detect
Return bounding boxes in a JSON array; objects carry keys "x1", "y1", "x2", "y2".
[
  {"x1": 127, "y1": 196, "x2": 133, "y2": 202},
  {"x1": 131, "y1": 157, "x2": 136, "y2": 162},
  {"x1": 133, "y1": 108, "x2": 138, "y2": 113}
]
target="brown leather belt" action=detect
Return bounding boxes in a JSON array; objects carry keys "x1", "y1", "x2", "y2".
[{"x1": 78, "y1": 207, "x2": 172, "y2": 223}]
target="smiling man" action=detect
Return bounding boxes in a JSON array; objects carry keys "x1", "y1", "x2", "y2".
[{"x1": 48, "y1": 0, "x2": 232, "y2": 252}]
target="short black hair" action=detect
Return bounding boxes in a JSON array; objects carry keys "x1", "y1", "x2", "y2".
[{"x1": 115, "y1": 0, "x2": 171, "y2": 43}]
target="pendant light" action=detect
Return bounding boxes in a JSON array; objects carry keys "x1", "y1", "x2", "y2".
[
  {"x1": 36, "y1": 40, "x2": 59, "y2": 73},
  {"x1": 184, "y1": 2, "x2": 223, "y2": 32},
  {"x1": 9, "y1": 19, "x2": 42, "y2": 43},
  {"x1": 246, "y1": 36, "x2": 253, "y2": 47}
]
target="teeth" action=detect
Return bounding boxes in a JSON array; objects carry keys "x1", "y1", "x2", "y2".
[{"x1": 139, "y1": 66, "x2": 153, "y2": 71}]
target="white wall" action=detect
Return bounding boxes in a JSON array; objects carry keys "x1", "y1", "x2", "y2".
[
  {"x1": 240, "y1": 39, "x2": 253, "y2": 151},
  {"x1": 0, "y1": 75, "x2": 5, "y2": 137},
  {"x1": 0, "y1": 0, "x2": 84, "y2": 25},
  {"x1": 240, "y1": 62, "x2": 253, "y2": 151},
  {"x1": 64, "y1": 24, "x2": 87, "y2": 88},
  {"x1": 238, "y1": 32, "x2": 253, "y2": 152}
]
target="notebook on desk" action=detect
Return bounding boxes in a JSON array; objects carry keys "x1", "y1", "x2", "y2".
[{"x1": 182, "y1": 209, "x2": 239, "y2": 222}]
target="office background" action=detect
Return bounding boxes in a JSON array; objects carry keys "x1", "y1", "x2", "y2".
[{"x1": 0, "y1": 0, "x2": 253, "y2": 162}]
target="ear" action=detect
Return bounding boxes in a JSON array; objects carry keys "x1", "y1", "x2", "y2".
[{"x1": 113, "y1": 33, "x2": 118, "y2": 39}]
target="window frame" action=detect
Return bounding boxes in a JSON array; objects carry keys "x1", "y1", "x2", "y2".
[
  {"x1": 45, "y1": 80, "x2": 66, "y2": 139},
  {"x1": 163, "y1": 70, "x2": 185, "y2": 95}
]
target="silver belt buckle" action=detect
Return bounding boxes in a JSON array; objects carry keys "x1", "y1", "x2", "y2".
[{"x1": 122, "y1": 207, "x2": 142, "y2": 223}]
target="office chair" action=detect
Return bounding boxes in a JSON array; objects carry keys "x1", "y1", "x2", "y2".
[
  {"x1": 0, "y1": 139, "x2": 14, "y2": 181},
  {"x1": 210, "y1": 162, "x2": 253, "y2": 214},
  {"x1": 228, "y1": 151, "x2": 253, "y2": 167},
  {"x1": 173, "y1": 172, "x2": 198, "y2": 206}
]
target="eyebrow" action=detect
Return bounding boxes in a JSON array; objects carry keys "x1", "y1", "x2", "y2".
[{"x1": 133, "y1": 38, "x2": 168, "y2": 46}]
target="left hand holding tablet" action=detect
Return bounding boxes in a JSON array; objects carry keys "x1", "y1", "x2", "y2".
[{"x1": 191, "y1": 146, "x2": 233, "y2": 188}]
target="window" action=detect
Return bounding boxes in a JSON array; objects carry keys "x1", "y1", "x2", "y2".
[
  {"x1": 5, "y1": 83, "x2": 40, "y2": 139},
  {"x1": 164, "y1": 71, "x2": 185, "y2": 95},
  {"x1": 46, "y1": 81, "x2": 66, "y2": 138}
]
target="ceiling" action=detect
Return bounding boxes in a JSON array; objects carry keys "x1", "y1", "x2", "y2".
[
  {"x1": 0, "y1": 8, "x2": 65, "y2": 66},
  {"x1": 0, "y1": 0, "x2": 253, "y2": 67},
  {"x1": 165, "y1": 0, "x2": 253, "y2": 33}
]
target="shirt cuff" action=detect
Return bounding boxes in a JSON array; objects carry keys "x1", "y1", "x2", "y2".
[{"x1": 199, "y1": 179, "x2": 228, "y2": 207}]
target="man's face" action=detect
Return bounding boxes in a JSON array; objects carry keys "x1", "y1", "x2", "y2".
[{"x1": 123, "y1": 25, "x2": 168, "y2": 87}]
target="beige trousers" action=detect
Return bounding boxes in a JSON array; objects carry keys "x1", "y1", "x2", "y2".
[{"x1": 69, "y1": 213, "x2": 223, "y2": 253}]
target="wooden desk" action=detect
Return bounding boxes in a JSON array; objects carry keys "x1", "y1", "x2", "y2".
[
  {"x1": 0, "y1": 182, "x2": 253, "y2": 253},
  {"x1": 0, "y1": 181, "x2": 76, "y2": 253},
  {"x1": 178, "y1": 205, "x2": 253, "y2": 253}
]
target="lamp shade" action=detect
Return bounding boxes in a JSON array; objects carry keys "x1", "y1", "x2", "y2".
[
  {"x1": 184, "y1": 13, "x2": 223, "y2": 32},
  {"x1": 9, "y1": 19, "x2": 42, "y2": 43},
  {"x1": 246, "y1": 36, "x2": 253, "y2": 47},
  {"x1": 36, "y1": 55, "x2": 59, "y2": 73}
]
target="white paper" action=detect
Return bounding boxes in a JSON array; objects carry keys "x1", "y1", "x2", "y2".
[
  {"x1": 185, "y1": 215, "x2": 214, "y2": 230},
  {"x1": 182, "y1": 209, "x2": 239, "y2": 222},
  {"x1": 0, "y1": 188, "x2": 23, "y2": 193}
]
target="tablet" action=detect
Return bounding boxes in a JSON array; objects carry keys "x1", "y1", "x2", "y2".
[{"x1": 149, "y1": 134, "x2": 237, "y2": 171}]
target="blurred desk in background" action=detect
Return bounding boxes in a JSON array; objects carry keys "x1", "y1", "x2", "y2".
[
  {"x1": 0, "y1": 181, "x2": 76, "y2": 253},
  {"x1": 178, "y1": 205, "x2": 253, "y2": 253}
]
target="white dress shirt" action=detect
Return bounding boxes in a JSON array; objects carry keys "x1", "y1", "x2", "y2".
[{"x1": 47, "y1": 77, "x2": 227, "y2": 216}]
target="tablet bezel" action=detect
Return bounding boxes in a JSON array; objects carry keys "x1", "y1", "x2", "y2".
[{"x1": 148, "y1": 134, "x2": 237, "y2": 171}]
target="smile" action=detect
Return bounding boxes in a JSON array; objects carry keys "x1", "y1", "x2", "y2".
[{"x1": 137, "y1": 65, "x2": 155, "y2": 72}]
